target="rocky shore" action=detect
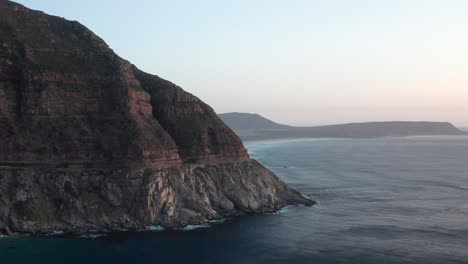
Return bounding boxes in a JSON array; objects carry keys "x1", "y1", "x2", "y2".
[
  {"x1": 0, "y1": 160, "x2": 313, "y2": 236},
  {"x1": 0, "y1": 0, "x2": 313, "y2": 236}
]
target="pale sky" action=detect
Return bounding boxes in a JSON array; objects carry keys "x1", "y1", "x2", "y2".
[{"x1": 16, "y1": 0, "x2": 468, "y2": 126}]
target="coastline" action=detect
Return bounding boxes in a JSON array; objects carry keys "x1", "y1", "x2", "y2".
[
  {"x1": 0, "y1": 160, "x2": 315, "y2": 237},
  {"x1": 244, "y1": 134, "x2": 468, "y2": 149}
]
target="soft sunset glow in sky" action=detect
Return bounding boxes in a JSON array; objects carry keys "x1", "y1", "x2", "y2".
[{"x1": 16, "y1": 0, "x2": 468, "y2": 126}]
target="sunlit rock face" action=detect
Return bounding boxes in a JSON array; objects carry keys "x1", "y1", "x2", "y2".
[{"x1": 0, "y1": 0, "x2": 313, "y2": 235}]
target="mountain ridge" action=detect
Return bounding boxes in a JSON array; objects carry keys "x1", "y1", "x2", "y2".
[
  {"x1": 0, "y1": 1, "x2": 312, "y2": 236},
  {"x1": 219, "y1": 112, "x2": 467, "y2": 141}
]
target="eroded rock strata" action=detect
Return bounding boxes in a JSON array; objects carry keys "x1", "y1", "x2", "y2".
[{"x1": 0, "y1": 0, "x2": 313, "y2": 235}]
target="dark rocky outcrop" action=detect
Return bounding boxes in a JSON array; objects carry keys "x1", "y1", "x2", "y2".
[
  {"x1": 219, "y1": 113, "x2": 468, "y2": 141},
  {"x1": 0, "y1": 1, "x2": 313, "y2": 235},
  {"x1": 0, "y1": 161, "x2": 308, "y2": 234}
]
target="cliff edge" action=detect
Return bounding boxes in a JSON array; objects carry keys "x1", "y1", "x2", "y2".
[{"x1": 0, "y1": 0, "x2": 313, "y2": 235}]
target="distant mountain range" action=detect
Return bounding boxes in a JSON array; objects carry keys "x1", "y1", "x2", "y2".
[{"x1": 219, "y1": 112, "x2": 468, "y2": 141}]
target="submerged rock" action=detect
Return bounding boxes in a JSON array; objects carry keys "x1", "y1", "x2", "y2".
[{"x1": 0, "y1": 0, "x2": 314, "y2": 235}]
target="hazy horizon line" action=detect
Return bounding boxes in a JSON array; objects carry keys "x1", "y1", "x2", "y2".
[{"x1": 218, "y1": 112, "x2": 468, "y2": 128}]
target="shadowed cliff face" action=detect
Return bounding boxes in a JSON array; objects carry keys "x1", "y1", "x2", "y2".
[
  {"x1": 132, "y1": 69, "x2": 248, "y2": 164},
  {"x1": 0, "y1": 0, "x2": 248, "y2": 167},
  {"x1": 0, "y1": 1, "x2": 312, "y2": 235}
]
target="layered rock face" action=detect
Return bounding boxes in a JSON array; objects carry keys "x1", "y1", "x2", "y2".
[{"x1": 0, "y1": 1, "x2": 313, "y2": 235}]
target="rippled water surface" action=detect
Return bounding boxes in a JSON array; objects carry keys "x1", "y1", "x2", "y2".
[{"x1": 1, "y1": 136, "x2": 468, "y2": 264}]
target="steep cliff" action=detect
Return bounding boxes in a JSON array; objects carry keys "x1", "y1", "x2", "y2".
[{"x1": 0, "y1": 1, "x2": 313, "y2": 235}]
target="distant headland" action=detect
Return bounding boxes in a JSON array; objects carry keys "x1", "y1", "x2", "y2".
[{"x1": 219, "y1": 112, "x2": 468, "y2": 141}]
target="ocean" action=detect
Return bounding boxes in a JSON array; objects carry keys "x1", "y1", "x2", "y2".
[{"x1": 1, "y1": 136, "x2": 468, "y2": 263}]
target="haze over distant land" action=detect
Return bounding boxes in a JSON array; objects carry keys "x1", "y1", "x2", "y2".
[
  {"x1": 13, "y1": 0, "x2": 468, "y2": 127},
  {"x1": 219, "y1": 113, "x2": 468, "y2": 141}
]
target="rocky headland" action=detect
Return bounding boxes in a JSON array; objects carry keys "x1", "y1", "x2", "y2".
[
  {"x1": 0, "y1": 0, "x2": 313, "y2": 236},
  {"x1": 219, "y1": 113, "x2": 467, "y2": 141}
]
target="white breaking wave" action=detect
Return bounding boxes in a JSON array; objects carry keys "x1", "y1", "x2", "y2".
[
  {"x1": 175, "y1": 224, "x2": 211, "y2": 231},
  {"x1": 79, "y1": 234, "x2": 106, "y2": 239},
  {"x1": 209, "y1": 219, "x2": 229, "y2": 224},
  {"x1": 136, "y1": 225, "x2": 166, "y2": 232}
]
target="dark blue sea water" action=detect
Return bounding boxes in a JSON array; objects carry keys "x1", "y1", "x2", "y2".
[{"x1": 1, "y1": 136, "x2": 468, "y2": 264}]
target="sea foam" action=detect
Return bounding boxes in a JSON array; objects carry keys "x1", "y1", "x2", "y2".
[
  {"x1": 175, "y1": 224, "x2": 211, "y2": 231},
  {"x1": 136, "y1": 225, "x2": 166, "y2": 232},
  {"x1": 79, "y1": 234, "x2": 107, "y2": 239}
]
